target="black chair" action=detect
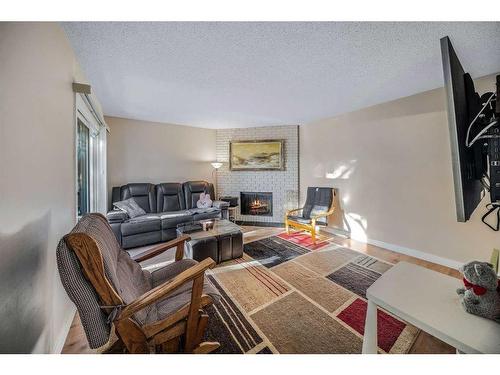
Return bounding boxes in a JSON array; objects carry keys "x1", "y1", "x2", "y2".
[{"x1": 285, "y1": 187, "x2": 335, "y2": 243}]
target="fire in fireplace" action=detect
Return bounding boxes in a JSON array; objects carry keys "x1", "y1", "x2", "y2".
[{"x1": 240, "y1": 192, "x2": 273, "y2": 216}]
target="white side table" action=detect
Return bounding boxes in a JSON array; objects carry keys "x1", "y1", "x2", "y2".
[{"x1": 362, "y1": 261, "x2": 500, "y2": 354}]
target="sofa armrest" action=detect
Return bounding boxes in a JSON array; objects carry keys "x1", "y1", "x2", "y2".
[
  {"x1": 213, "y1": 200, "x2": 229, "y2": 209},
  {"x1": 106, "y1": 209, "x2": 128, "y2": 223}
]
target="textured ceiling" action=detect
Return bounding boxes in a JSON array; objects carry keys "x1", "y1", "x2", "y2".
[{"x1": 62, "y1": 22, "x2": 500, "y2": 128}]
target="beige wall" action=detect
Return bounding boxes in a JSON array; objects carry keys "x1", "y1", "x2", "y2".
[
  {"x1": 106, "y1": 116, "x2": 216, "y2": 197},
  {"x1": 0, "y1": 22, "x2": 101, "y2": 353},
  {"x1": 300, "y1": 75, "x2": 499, "y2": 267}
]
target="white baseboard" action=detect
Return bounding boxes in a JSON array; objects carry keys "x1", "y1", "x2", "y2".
[
  {"x1": 52, "y1": 306, "x2": 76, "y2": 354},
  {"x1": 322, "y1": 227, "x2": 463, "y2": 270},
  {"x1": 367, "y1": 238, "x2": 463, "y2": 270}
]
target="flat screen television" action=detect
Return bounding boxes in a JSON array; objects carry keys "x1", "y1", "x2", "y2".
[{"x1": 441, "y1": 36, "x2": 486, "y2": 222}]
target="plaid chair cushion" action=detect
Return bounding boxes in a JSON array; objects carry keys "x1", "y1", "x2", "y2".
[
  {"x1": 56, "y1": 215, "x2": 112, "y2": 349},
  {"x1": 146, "y1": 259, "x2": 220, "y2": 324}
]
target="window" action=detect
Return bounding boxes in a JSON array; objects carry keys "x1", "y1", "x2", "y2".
[
  {"x1": 77, "y1": 119, "x2": 90, "y2": 216},
  {"x1": 75, "y1": 93, "x2": 107, "y2": 218}
]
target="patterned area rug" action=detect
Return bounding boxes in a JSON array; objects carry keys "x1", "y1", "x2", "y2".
[
  {"x1": 203, "y1": 275, "x2": 272, "y2": 353},
  {"x1": 277, "y1": 231, "x2": 331, "y2": 250},
  {"x1": 206, "y1": 231, "x2": 420, "y2": 354},
  {"x1": 243, "y1": 236, "x2": 309, "y2": 268}
]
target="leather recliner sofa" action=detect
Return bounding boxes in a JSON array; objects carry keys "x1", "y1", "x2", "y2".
[{"x1": 107, "y1": 181, "x2": 228, "y2": 249}]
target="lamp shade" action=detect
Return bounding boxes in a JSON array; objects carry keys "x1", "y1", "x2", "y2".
[{"x1": 211, "y1": 162, "x2": 223, "y2": 169}]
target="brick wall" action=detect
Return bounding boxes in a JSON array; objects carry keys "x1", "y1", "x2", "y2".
[{"x1": 215, "y1": 125, "x2": 299, "y2": 224}]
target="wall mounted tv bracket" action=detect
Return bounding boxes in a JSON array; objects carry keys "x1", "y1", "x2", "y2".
[{"x1": 476, "y1": 75, "x2": 500, "y2": 230}]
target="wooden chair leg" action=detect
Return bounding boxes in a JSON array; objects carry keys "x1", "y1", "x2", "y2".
[
  {"x1": 158, "y1": 337, "x2": 180, "y2": 353},
  {"x1": 193, "y1": 342, "x2": 220, "y2": 354},
  {"x1": 115, "y1": 319, "x2": 150, "y2": 354},
  {"x1": 184, "y1": 275, "x2": 204, "y2": 352},
  {"x1": 191, "y1": 312, "x2": 219, "y2": 354},
  {"x1": 310, "y1": 227, "x2": 316, "y2": 244},
  {"x1": 102, "y1": 337, "x2": 127, "y2": 354}
]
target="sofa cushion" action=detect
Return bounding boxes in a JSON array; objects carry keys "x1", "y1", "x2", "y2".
[
  {"x1": 122, "y1": 231, "x2": 162, "y2": 250},
  {"x1": 183, "y1": 181, "x2": 215, "y2": 209},
  {"x1": 158, "y1": 210, "x2": 193, "y2": 229},
  {"x1": 113, "y1": 198, "x2": 146, "y2": 219},
  {"x1": 161, "y1": 228, "x2": 177, "y2": 242},
  {"x1": 156, "y1": 183, "x2": 186, "y2": 212},
  {"x1": 121, "y1": 215, "x2": 161, "y2": 236},
  {"x1": 116, "y1": 183, "x2": 156, "y2": 213}
]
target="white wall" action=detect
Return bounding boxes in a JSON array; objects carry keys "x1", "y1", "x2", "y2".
[
  {"x1": 300, "y1": 75, "x2": 499, "y2": 267},
  {"x1": 106, "y1": 116, "x2": 216, "y2": 197},
  {"x1": 0, "y1": 22, "x2": 102, "y2": 353}
]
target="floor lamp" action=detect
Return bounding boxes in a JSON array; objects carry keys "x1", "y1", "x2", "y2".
[{"x1": 211, "y1": 162, "x2": 223, "y2": 199}]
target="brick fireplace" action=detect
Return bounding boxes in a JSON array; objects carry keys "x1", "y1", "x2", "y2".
[{"x1": 216, "y1": 125, "x2": 299, "y2": 225}]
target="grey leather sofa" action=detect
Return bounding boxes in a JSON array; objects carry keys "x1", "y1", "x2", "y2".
[{"x1": 107, "y1": 181, "x2": 228, "y2": 249}]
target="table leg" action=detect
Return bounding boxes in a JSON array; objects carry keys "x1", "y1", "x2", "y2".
[{"x1": 362, "y1": 300, "x2": 378, "y2": 354}]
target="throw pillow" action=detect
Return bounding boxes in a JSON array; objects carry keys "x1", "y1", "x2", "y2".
[
  {"x1": 196, "y1": 192, "x2": 213, "y2": 208},
  {"x1": 113, "y1": 198, "x2": 146, "y2": 219}
]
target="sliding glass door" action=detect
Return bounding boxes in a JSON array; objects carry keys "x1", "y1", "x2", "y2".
[
  {"x1": 77, "y1": 119, "x2": 90, "y2": 216},
  {"x1": 75, "y1": 94, "x2": 107, "y2": 219}
]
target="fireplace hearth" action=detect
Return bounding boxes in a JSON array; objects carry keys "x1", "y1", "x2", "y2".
[{"x1": 240, "y1": 192, "x2": 273, "y2": 216}]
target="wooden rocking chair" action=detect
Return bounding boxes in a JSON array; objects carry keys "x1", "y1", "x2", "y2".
[{"x1": 57, "y1": 213, "x2": 220, "y2": 354}]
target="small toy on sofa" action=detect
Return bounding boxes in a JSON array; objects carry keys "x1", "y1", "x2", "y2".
[
  {"x1": 197, "y1": 192, "x2": 213, "y2": 208},
  {"x1": 456, "y1": 261, "x2": 500, "y2": 322}
]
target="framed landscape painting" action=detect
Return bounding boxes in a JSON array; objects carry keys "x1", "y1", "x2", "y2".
[{"x1": 230, "y1": 140, "x2": 285, "y2": 171}]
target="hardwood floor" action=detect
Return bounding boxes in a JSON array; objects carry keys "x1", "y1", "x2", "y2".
[
  {"x1": 62, "y1": 314, "x2": 98, "y2": 354},
  {"x1": 61, "y1": 226, "x2": 456, "y2": 354},
  {"x1": 326, "y1": 234, "x2": 461, "y2": 279}
]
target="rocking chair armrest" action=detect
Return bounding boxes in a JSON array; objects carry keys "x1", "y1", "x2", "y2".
[
  {"x1": 132, "y1": 235, "x2": 191, "y2": 263},
  {"x1": 116, "y1": 257, "x2": 215, "y2": 321}
]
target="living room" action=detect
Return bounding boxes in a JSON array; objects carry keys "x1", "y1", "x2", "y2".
[{"x1": 1, "y1": 1, "x2": 500, "y2": 372}]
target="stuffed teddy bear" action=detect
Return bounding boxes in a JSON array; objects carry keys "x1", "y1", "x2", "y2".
[
  {"x1": 196, "y1": 192, "x2": 213, "y2": 209},
  {"x1": 456, "y1": 261, "x2": 500, "y2": 322}
]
